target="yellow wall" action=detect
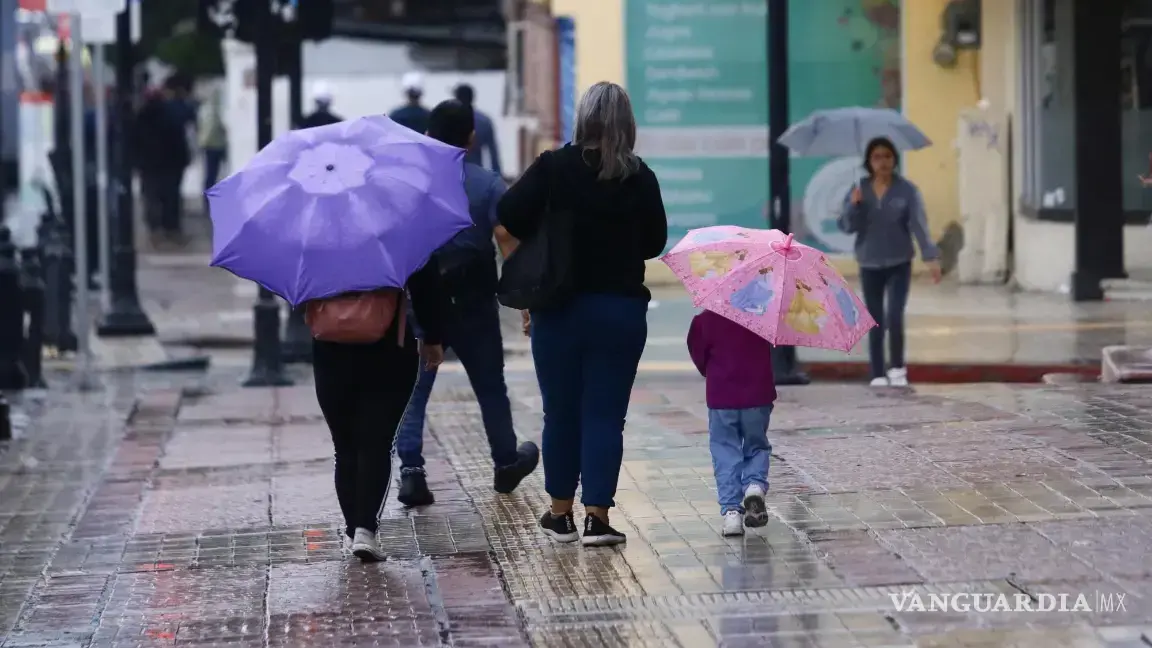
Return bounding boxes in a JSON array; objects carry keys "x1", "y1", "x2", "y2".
[
  {"x1": 901, "y1": 0, "x2": 981, "y2": 250},
  {"x1": 552, "y1": 0, "x2": 624, "y2": 93}
]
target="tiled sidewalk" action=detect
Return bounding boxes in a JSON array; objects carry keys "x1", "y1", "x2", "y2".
[{"x1": 5, "y1": 371, "x2": 1152, "y2": 647}]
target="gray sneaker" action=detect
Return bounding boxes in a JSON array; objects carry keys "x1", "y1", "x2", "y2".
[{"x1": 350, "y1": 527, "x2": 386, "y2": 562}]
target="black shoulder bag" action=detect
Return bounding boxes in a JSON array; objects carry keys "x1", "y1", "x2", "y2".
[{"x1": 496, "y1": 163, "x2": 575, "y2": 311}]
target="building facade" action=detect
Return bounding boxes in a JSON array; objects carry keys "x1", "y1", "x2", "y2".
[
  {"x1": 975, "y1": 0, "x2": 1152, "y2": 297},
  {"x1": 522, "y1": 0, "x2": 976, "y2": 278}
]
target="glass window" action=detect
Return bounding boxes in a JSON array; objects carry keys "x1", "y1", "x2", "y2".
[{"x1": 1020, "y1": 0, "x2": 1076, "y2": 211}]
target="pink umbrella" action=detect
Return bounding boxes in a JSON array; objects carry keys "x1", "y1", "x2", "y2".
[{"x1": 662, "y1": 226, "x2": 876, "y2": 352}]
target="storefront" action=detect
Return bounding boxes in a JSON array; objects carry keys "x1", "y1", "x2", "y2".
[{"x1": 1012, "y1": 0, "x2": 1152, "y2": 298}]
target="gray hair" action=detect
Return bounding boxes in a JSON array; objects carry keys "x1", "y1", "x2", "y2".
[{"x1": 573, "y1": 82, "x2": 640, "y2": 180}]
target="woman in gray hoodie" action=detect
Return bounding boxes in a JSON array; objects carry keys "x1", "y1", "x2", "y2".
[{"x1": 839, "y1": 137, "x2": 941, "y2": 387}]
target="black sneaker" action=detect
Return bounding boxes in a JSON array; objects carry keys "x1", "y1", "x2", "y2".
[
  {"x1": 581, "y1": 515, "x2": 626, "y2": 547},
  {"x1": 538, "y1": 510, "x2": 579, "y2": 543},
  {"x1": 493, "y1": 441, "x2": 540, "y2": 494},
  {"x1": 397, "y1": 470, "x2": 435, "y2": 507}
]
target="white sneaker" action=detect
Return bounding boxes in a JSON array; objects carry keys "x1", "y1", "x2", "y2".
[
  {"x1": 742, "y1": 484, "x2": 769, "y2": 528},
  {"x1": 350, "y1": 527, "x2": 386, "y2": 562},
  {"x1": 722, "y1": 511, "x2": 745, "y2": 536},
  {"x1": 887, "y1": 367, "x2": 909, "y2": 387},
  {"x1": 870, "y1": 377, "x2": 890, "y2": 387}
]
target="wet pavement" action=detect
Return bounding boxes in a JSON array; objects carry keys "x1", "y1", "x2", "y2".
[{"x1": 6, "y1": 369, "x2": 1152, "y2": 646}]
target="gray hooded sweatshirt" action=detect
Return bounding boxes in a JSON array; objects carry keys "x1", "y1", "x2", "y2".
[{"x1": 838, "y1": 175, "x2": 939, "y2": 269}]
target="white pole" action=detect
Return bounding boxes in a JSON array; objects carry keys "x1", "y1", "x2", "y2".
[
  {"x1": 94, "y1": 43, "x2": 109, "y2": 311},
  {"x1": 69, "y1": 15, "x2": 92, "y2": 389}
]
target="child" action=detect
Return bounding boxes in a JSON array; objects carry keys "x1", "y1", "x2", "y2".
[{"x1": 687, "y1": 310, "x2": 777, "y2": 537}]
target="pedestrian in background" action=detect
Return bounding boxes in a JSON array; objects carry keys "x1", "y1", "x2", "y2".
[
  {"x1": 687, "y1": 310, "x2": 774, "y2": 537},
  {"x1": 839, "y1": 136, "x2": 941, "y2": 387},
  {"x1": 199, "y1": 86, "x2": 228, "y2": 202},
  {"x1": 389, "y1": 72, "x2": 430, "y2": 134},
  {"x1": 498, "y1": 81, "x2": 668, "y2": 547},
  {"x1": 453, "y1": 83, "x2": 502, "y2": 177},
  {"x1": 134, "y1": 73, "x2": 195, "y2": 247},
  {"x1": 299, "y1": 82, "x2": 343, "y2": 129},
  {"x1": 395, "y1": 99, "x2": 538, "y2": 508}
]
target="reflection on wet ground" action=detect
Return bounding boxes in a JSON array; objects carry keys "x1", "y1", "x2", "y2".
[{"x1": 4, "y1": 372, "x2": 1152, "y2": 646}]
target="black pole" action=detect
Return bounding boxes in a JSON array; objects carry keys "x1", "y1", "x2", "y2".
[
  {"x1": 244, "y1": 0, "x2": 292, "y2": 387},
  {"x1": 767, "y1": 0, "x2": 808, "y2": 386},
  {"x1": 97, "y1": 9, "x2": 155, "y2": 337},
  {"x1": 281, "y1": 30, "x2": 311, "y2": 363}
]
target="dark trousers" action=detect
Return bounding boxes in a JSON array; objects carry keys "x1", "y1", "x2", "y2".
[
  {"x1": 202, "y1": 148, "x2": 226, "y2": 211},
  {"x1": 531, "y1": 293, "x2": 648, "y2": 508},
  {"x1": 313, "y1": 336, "x2": 419, "y2": 537},
  {"x1": 396, "y1": 296, "x2": 517, "y2": 469},
  {"x1": 859, "y1": 262, "x2": 911, "y2": 379},
  {"x1": 203, "y1": 148, "x2": 226, "y2": 191},
  {"x1": 142, "y1": 167, "x2": 185, "y2": 234}
]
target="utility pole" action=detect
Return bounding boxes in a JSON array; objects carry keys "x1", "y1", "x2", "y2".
[
  {"x1": 767, "y1": 0, "x2": 808, "y2": 386},
  {"x1": 281, "y1": 12, "x2": 311, "y2": 363},
  {"x1": 97, "y1": 7, "x2": 155, "y2": 337},
  {"x1": 243, "y1": 0, "x2": 291, "y2": 387}
]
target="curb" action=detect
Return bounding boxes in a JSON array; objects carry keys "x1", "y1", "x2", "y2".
[{"x1": 801, "y1": 361, "x2": 1099, "y2": 383}]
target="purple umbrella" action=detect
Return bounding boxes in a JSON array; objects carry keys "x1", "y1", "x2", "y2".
[{"x1": 207, "y1": 115, "x2": 473, "y2": 307}]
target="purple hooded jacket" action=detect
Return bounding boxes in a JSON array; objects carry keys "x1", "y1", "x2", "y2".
[{"x1": 687, "y1": 310, "x2": 778, "y2": 410}]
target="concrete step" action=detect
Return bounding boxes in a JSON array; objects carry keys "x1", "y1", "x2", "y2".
[{"x1": 1101, "y1": 345, "x2": 1152, "y2": 383}]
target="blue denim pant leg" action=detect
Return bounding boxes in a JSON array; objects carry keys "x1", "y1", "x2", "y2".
[
  {"x1": 396, "y1": 358, "x2": 437, "y2": 470},
  {"x1": 709, "y1": 409, "x2": 745, "y2": 514},
  {"x1": 577, "y1": 295, "x2": 646, "y2": 508},
  {"x1": 739, "y1": 405, "x2": 773, "y2": 492},
  {"x1": 452, "y1": 299, "x2": 518, "y2": 467},
  {"x1": 532, "y1": 302, "x2": 583, "y2": 501}
]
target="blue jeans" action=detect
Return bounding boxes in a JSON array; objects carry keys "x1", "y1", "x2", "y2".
[
  {"x1": 859, "y1": 262, "x2": 911, "y2": 380},
  {"x1": 708, "y1": 406, "x2": 773, "y2": 514},
  {"x1": 396, "y1": 297, "x2": 518, "y2": 469},
  {"x1": 531, "y1": 293, "x2": 648, "y2": 508}
]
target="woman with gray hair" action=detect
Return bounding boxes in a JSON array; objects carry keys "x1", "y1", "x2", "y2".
[{"x1": 498, "y1": 81, "x2": 668, "y2": 547}]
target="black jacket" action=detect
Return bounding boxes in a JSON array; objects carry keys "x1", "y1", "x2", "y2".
[{"x1": 497, "y1": 144, "x2": 668, "y2": 301}]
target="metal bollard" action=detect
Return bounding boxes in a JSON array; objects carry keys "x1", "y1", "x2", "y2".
[
  {"x1": 0, "y1": 226, "x2": 27, "y2": 390},
  {"x1": 40, "y1": 216, "x2": 78, "y2": 354},
  {"x1": 282, "y1": 306, "x2": 313, "y2": 364},
  {"x1": 0, "y1": 394, "x2": 11, "y2": 441},
  {"x1": 20, "y1": 248, "x2": 47, "y2": 389}
]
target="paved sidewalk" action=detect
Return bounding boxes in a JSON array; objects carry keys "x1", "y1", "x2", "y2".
[{"x1": 6, "y1": 369, "x2": 1152, "y2": 646}]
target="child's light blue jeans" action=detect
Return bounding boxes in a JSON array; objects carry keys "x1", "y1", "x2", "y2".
[{"x1": 708, "y1": 405, "x2": 773, "y2": 514}]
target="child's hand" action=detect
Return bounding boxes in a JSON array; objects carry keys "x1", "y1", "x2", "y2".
[
  {"x1": 521, "y1": 311, "x2": 531, "y2": 336},
  {"x1": 850, "y1": 186, "x2": 863, "y2": 204}
]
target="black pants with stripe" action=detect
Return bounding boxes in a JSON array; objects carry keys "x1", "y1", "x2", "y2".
[{"x1": 312, "y1": 332, "x2": 419, "y2": 537}]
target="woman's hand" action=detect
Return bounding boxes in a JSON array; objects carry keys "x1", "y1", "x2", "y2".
[
  {"x1": 419, "y1": 342, "x2": 444, "y2": 371},
  {"x1": 926, "y1": 260, "x2": 942, "y2": 284},
  {"x1": 850, "y1": 186, "x2": 863, "y2": 204},
  {"x1": 521, "y1": 311, "x2": 531, "y2": 336}
]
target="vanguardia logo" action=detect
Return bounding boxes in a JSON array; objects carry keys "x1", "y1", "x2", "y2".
[{"x1": 890, "y1": 591, "x2": 1126, "y2": 613}]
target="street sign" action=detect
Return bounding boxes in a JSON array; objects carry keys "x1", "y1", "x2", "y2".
[{"x1": 82, "y1": 12, "x2": 116, "y2": 43}]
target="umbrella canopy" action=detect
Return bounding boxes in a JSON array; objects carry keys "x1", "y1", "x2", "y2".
[
  {"x1": 778, "y1": 107, "x2": 931, "y2": 158},
  {"x1": 207, "y1": 115, "x2": 474, "y2": 307},
  {"x1": 662, "y1": 226, "x2": 875, "y2": 353}
]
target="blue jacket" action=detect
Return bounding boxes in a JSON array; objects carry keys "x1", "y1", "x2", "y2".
[{"x1": 436, "y1": 162, "x2": 506, "y2": 274}]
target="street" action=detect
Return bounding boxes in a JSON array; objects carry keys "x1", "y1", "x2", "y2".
[{"x1": 4, "y1": 363, "x2": 1152, "y2": 647}]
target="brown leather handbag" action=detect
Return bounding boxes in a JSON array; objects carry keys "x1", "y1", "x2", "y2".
[{"x1": 304, "y1": 289, "x2": 406, "y2": 344}]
